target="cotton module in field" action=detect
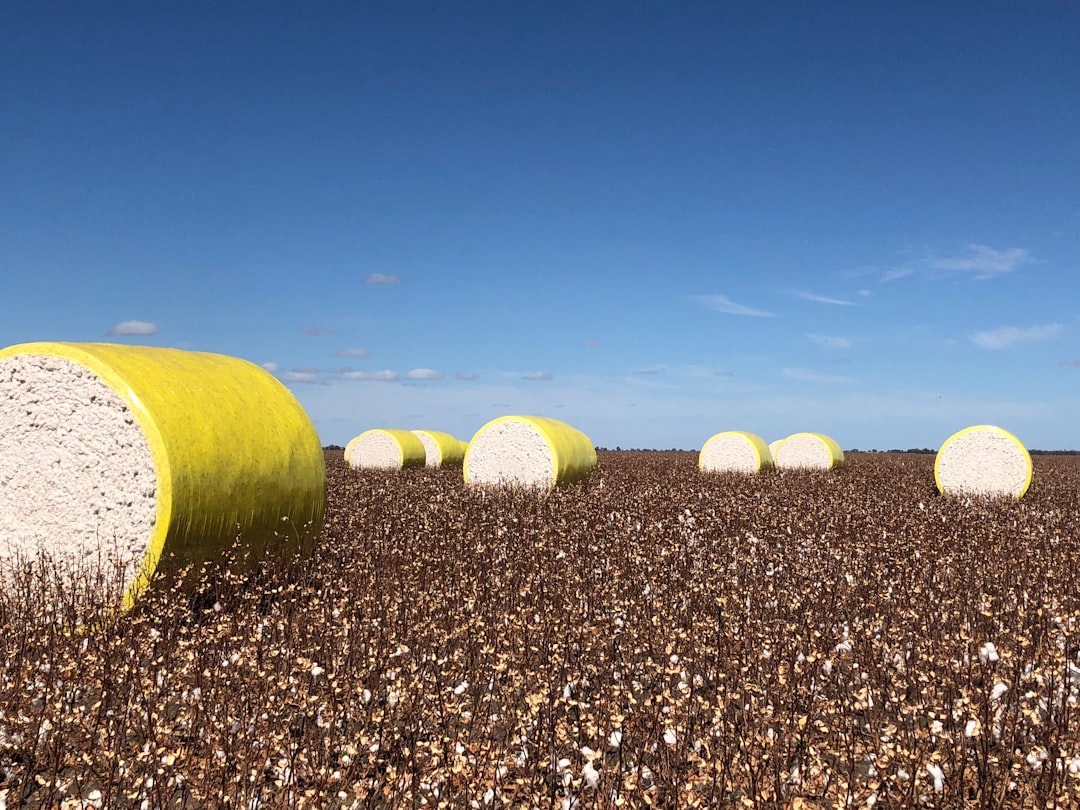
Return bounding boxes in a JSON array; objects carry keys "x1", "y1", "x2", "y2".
[
  {"x1": 774, "y1": 432, "x2": 845, "y2": 471},
  {"x1": 934, "y1": 425, "x2": 1033, "y2": 499},
  {"x1": 699, "y1": 431, "x2": 773, "y2": 474},
  {"x1": 0, "y1": 342, "x2": 326, "y2": 610},
  {"x1": 411, "y1": 430, "x2": 468, "y2": 468},
  {"x1": 346, "y1": 429, "x2": 427, "y2": 470},
  {"x1": 464, "y1": 415, "x2": 596, "y2": 490}
]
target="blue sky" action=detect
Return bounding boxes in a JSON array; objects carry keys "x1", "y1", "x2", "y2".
[{"x1": 3, "y1": 2, "x2": 1078, "y2": 450}]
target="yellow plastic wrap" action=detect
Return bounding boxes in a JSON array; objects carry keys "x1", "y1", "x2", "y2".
[
  {"x1": 410, "y1": 430, "x2": 467, "y2": 467},
  {"x1": 347, "y1": 429, "x2": 427, "y2": 469},
  {"x1": 0, "y1": 341, "x2": 326, "y2": 609},
  {"x1": 463, "y1": 415, "x2": 596, "y2": 489},
  {"x1": 934, "y1": 424, "x2": 1033, "y2": 499},
  {"x1": 698, "y1": 431, "x2": 773, "y2": 473}
]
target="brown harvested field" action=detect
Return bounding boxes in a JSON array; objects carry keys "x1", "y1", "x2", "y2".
[{"x1": 4, "y1": 450, "x2": 1080, "y2": 808}]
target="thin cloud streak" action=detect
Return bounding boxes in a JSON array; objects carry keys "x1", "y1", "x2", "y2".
[
  {"x1": 970, "y1": 323, "x2": 1063, "y2": 350},
  {"x1": 523, "y1": 371, "x2": 554, "y2": 381},
  {"x1": 930, "y1": 244, "x2": 1032, "y2": 280},
  {"x1": 365, "y1": 273, "x2": 400, "y2": 285},
  {"x1": 406, "y1": 368, "x2": 444, "y2": 380},
  {"x1": 337, "y1": 348, "x2": 371, "y2": 358},
  {"x1": 696, "y1": 294, "x2": 775, "y2": 317},
  {"x1": 301, "y1": 326, "x2": 334, "y2": 336},
  {"x1": 341, "y1": 370, "x2": 398, "y2": 382},
  {"x1": 793, "y1": 291, "x2": 856, "y2": 306}
]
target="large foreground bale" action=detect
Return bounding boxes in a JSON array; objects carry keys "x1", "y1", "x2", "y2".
[
  {"x1": 775, "y1": 432, "x2": 844, "y2": 470},
  {"x1": 464, "y1": 415, "x2": 596, "y2": 490},
  {"x1": 411, "y1": 430, "x2": 467, "y2": 468},
  {"x1": 347, "y1": 429, "x2": 426, "y2": 470},
  {"x1": 934, "y1": 425, "x2": 1032, "y2": 499},
  {"x1": 0, "y1": 342, "x2": 326, "y2": 609},
  {"x1": 699, "y1": 431, "x2": 773, "y2": 474}
]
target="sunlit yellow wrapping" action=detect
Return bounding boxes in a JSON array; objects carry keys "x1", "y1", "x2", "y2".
[
  {"x1": 347, "y1": 429, "x2": 427, "y2": 469},
  {"x1": 0, "y1": 342, "x2": 326, "y2": 609},
  {"x1": 410, "y1": 430, "x2": 466, "y2": 467},
  {"x1": 811, "y1": 433, "x2": 845, "y2": 467},
  {"x1": 698, "y1": 431, "x2": 773, "y2": 472},
  {"x1": 463, "y1": 415, "x2": 596, "y2": 488}
]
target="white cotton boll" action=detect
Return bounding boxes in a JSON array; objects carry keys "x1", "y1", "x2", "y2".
[
  {"x1": 557, "y1": 757, "x2": 572, "y2": 773},
  {"x1": 991, "y1": 682, "x2": 1008, "y2": 701},
  {"x1": 965, "y1": 719, "x2": 978, "y2": 737},
  {"x1": 896, "y1": 767, "x2": 910, "y2": 782},
  {"x1": 582, "y1": 761, "x2": 600, "y2": 789},
  {"x1": 926, "y1": 762, "x2": 944, "y2": 793},
  {"x1": 663, "y1": 729, "x2": 677, "y2": 746},
  {"x1": 979, "y1": 642, "x2": 1000, "y2": 664},
  {"x1": 310, "y1": 663, "x2": 324, "y2": 678},
  {"x1": 608, "y1": 730, "x2": 623, "y2": 749},
  {"x1": 1068, "y1": 757, "x2": 1080, "y2": 774},
  {"x1": 822, "y1": 659, "x2": 834, "y2": 677},
  {"x1": 454, "y1": 681, "x2": 468, "y2": 696}
]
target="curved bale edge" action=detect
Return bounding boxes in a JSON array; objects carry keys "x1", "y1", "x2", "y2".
[
  {"x1": 775, "y1": 432, "x2": 845, "y2": 471},
  {"x1": 347, "y1": 429, "x2": 427, "y2": 470},
  {"x1": 411, "y1": 429, "x2": 467, "y2": 468},
  {"x1": 934, "y1": 424, "x2": 1033, "y2": 500},
  {"x1": 699, "y1": 431, "x2": 774, "y2": 474},
  {"x1": 463, "y1": 415, "x2": 596, "y2": 490},
  {"x1": 0, "y1": 341, "x2": 326, "y2": 611}
]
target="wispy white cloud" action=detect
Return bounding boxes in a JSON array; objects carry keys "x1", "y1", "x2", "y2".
[
  {"x1": 695, "y1": 294, "x2": 774, "y2": 317},
  {"x1": 807, "y1": 334, "x2": 852, "y2": 349},
  {"x1": 342, "y1": 370, "x2": 399, "y2": 382},
  {"x1": 406, "y1": 368, "x2": 444, "y2": 381},
  {"x1": 365, "y1": 273, "x2": 400, "y2": 285},
  {"x1": 261, "y1": 362, "x2": 281, "y2": 373},
  {"x1": 455, "y1": 371, "x2": 479, "y2": 380},
  {"x1": 971, "y1": 323, "x2": 1063, "y2": 350},
  {"x1": 881, "y1": 244, "x2": 1034, "y2": 284},
  {"x1": 337, "y1": 347, "x2": 371, "y2": 359},
  {"x1": 792, "y1": 291, "x2": 856, "y2": 306},
  {"x1": 107, "y1": 320, "x2": 158, "y2": 336},
  {"x1": 301, "y1": 326, "x2": 334, "y2": 336},
  {"x1": 635, "y1": 366, "x2": 666, "y2": 376},
  {"x1": 930, "y1": 244, "x2": 1032, "y2": 280},
  {"x1": 523, "y1": 371, "x2": 554, "y2": 381},
  {"x1": 783, "y1": 367, "x2": 854, "y2": 384}
]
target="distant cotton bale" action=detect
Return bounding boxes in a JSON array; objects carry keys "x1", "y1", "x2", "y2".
[
  {"x1": 934, "y1": 425, "x2": 1033, "y2": 499},
  {"x1": 411, "y1": 429, "x2": 467, "y2": 468},
  {"x1": 699, "y1": 431, "x2": 773, "y2": 474},
  {"x1": 768, "y1": 437, "x2": 789, "y2": 460},
  {"x1": 347, "y1": 429, "x2": 427, "y2": 470},
  {"x1": 464, "y1": 415, "x2": 596, "y2": 490},
  {"x1": 775, "y1": 432, "x2": 844, "y2": 470},
  {"x1": 0, "y1": 342, "x2": 325, "y2": 610}
]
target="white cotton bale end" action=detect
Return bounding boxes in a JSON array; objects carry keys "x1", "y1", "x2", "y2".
[
  {"x1": 0, "y1": 342, "x2": 326, "y2": 610},
  {"x1": 347, "y1": 429, "x2": 427, "y2": 470},
  {"x1": 934, "y1": 425, "x2": 1032, "y2": 499},
  {"x1": 464, "y1": 415, "x2": 596, "y2": 490},
  {"x1": 410, "y1": 430, "x2": 467, "y2": 468},
  {"x1": 699, "y1": 431, "x2": 773, "y2": 474},
  {"x1": 775, "y1": 432, "x2": 844, "y2": 471},
  {"x1": 769, "y1": 437, "x2": 789, "y2": 459}
]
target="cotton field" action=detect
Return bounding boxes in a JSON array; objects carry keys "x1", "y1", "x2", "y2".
[{"x1": 3, "y1": 451, "x2": 1080, "y2": 808}]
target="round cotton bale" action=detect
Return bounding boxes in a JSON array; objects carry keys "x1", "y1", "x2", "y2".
[
  {"x1": 934, "y1": 425, "x2": 1033, "y2": 499},
  {"x1": 0, "y1": 341, "x2": 326, "y2": 610},
  {"x1": 464, "y1": 415, "x2": 596, "y2": 490},
  {"x1": 769, "y1": 437, "x2": 788, "y2": 459},
  {"x1": 347, "y1": 429, "x2": 426, "y2": 470},
  {"x1": 411, "y1": 429, "x2": 467, "y2": 468},
  {"x1": 699, "y1": 431, "x2": 773, "y2": 474},
  {"x1": 774, "y1": 432, "x2": 844, "y2": 471}
]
